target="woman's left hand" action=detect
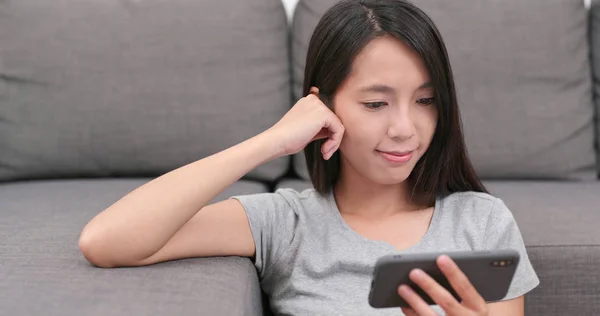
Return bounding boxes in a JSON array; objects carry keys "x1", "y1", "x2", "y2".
[{"x1": 397, "y1": 255, "x2": 488, "y2": 316}]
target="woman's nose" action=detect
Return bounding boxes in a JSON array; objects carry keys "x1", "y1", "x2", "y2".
[{"x1": 386, "y1": 106, "x2": 416, "y2": 140}]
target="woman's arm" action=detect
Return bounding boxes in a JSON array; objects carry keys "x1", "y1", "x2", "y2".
[
  {"x1": 78, "y1": 92, "x2": 344, "y2": 269},
  {"x1": 78, "y1": 131, "x2": 280, "y2": 268},
  {"x1": 487, "y1": 296, "x2": 524, "y2": 316}
]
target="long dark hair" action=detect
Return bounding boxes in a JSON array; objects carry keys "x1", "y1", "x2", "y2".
[{"x1": 302, "y1": 0, "x2": 487, "y2": 203}]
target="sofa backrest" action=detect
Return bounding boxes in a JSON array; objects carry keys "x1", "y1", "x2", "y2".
[
  {"x1": 291, "y1": 0, "x2": 599, "y2": 181},
  {"x1": 0, "y1": 0, "x2": 291, "y2": 182},
  {"x1": 1, "y1": 0, "x2": 599, "y2": 183}
]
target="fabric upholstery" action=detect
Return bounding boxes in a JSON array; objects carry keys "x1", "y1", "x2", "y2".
[
  {"x1": 0, "y1": 0, "x2": 291, "y2": 182},
  {"x1": 0, "y1": 179, "x2": 269, "y2": 316},
  {"x1": 525, "y1": 246, "x2": 600, "y2": 316},
  {"x1": 291, "y1": 0, "x2": 597, "y2": 180},
  {"x1": 482, "y1": 181, "x2": 600, "y2": 246},
  {"x1": 1, "y1": 0, "x2": 599, "y2": 315}
]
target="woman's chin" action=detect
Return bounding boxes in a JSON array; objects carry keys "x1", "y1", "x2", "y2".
[
  {"x1": 370, "y1": 170, "x2": 412, "y2": 186},
  {"x1": 340, "y1": 157, "x2": 414, "y2": 186}
]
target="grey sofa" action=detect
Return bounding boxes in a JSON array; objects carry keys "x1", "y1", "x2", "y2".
[{"x1": 1, "y1": 0, "x2": 599, "y2": 315}]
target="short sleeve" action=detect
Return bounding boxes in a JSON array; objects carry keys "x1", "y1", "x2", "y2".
[
  {"x1": 482, "y1": 198, "x2": 540, "y2": 300},
  {"x1": 230, "y1": 189, "x2": 299, "y2": 279}
]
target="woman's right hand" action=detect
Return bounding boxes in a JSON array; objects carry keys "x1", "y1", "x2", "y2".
[{"x1": 267, "y1": 87, "x2": 345, "y2": 160}]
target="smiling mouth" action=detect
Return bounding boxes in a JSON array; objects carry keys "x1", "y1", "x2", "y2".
[{"x1": 376, "y1": 150, "x2": 414, "y2": 163}]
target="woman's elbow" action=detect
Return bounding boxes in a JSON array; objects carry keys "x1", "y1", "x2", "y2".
[{"x1": 78, "y1": 228, "x2": 118, "y2": 268}]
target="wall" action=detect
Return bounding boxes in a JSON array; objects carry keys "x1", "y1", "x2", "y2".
[
  {"x1": 280, "y1": 0, "x2": 299, "y2": 21},
  {"x1": 281, "y1": 0, "x2": 592, "y2": 20}
]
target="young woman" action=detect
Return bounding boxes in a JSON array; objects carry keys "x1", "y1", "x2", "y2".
[{"x1": 79, "y1": 0, "x2": 539, "y2": 315}]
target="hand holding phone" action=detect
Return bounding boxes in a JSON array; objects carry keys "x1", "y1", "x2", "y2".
[{"x1": 368, "y1": 249, "x2": 519, "y2": 313}]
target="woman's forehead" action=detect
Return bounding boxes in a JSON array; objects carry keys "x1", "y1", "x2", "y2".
[{"x1": 343, "y1": 36, "x2": 431, "y2": 92}]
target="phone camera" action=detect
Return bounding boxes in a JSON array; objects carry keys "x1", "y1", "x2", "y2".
[{"x1": 491, "y1": 260, "x2": 513, "y2": 267}]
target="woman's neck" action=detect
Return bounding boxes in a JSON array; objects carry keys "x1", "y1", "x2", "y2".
[{"x1": 333, "y1": 163, "x2": 429, "y2": 219}]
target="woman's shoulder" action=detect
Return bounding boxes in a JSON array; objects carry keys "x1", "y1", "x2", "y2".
[
  {"x1": 441, "y1": 190, "x2": 497, "y2": 204},
  {"x1": 436, "y1": 191, "x2": 524, "y2": 252},
  {"x1": 438, "y1": 190, "x2": 512, "y2": 218},
  {"x1": 232, "y1": 186, "x2": 325, "y2": 213}
]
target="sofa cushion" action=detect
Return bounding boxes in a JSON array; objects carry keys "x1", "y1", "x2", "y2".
[
  {"x1": 0, "y1": 0, "x2": 290, "y2": 182},
  {"x1": 0, "y1": 179, "x2": 269, "y2": 316},
  {"x1": 484, "y1": 181, "x2": 600, "y2": 315},
  {"x1": 524, "y1": 245, "x2": 600, "y2": 316},
  {"x1": 275, "y1": 178, "x2": 600, "y2": 315},
  {"x1": 291, "y1": 0, "x2": 596, "y2": 180},
  {"x1": 274, "y1": 178, "x2": 313, "y2": 192},
  {"x1": 481, "y1": 181, "x2": 600, "y2": 246}
]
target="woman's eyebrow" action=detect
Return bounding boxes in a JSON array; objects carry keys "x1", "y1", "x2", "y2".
[
  {"x1": 360, "y1": 84, "x2": 396, "y2": 94},
  {"x1": 359, "y1": 82, "x2": 432, "y2": 94},
  {"x1": 418, "y1": 82, "x2": 432, "y2": 90}
]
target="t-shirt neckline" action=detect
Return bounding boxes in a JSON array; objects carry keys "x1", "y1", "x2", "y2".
[{"x1": 324, "y1": 189, "x2": 442, "y2": 253}]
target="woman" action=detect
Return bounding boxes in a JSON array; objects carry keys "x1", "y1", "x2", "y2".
[{"x1": 79, "y1": 0, "x2": 539, "y2": 315}]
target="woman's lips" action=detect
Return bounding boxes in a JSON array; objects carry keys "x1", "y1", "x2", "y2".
[{"x1": 377, "y1": 150, "x2": 413, "y2": 163}]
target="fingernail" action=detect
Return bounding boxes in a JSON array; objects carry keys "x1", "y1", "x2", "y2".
[
  {"x1": 326, "y1": 147, "x2": 336, "y2": 158},
  {"x1": 328, "y1": 148, "x2": 337, "y2": 157},
  {"x1": 398, "y1": 284, "x2": 410, "y2": 295},
  {"x1": 438, "y1": 255, "x2": 451, "y2": 266},
  {"x1": 411, "y1": 269, "x2": 425, "y2": 279}
]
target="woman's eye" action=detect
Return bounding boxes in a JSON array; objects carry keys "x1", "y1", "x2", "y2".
[
  {"x1": 363, "y1": 102, "x2": 387, "y2": 109},
  {"x1": 417, "y1": 97, "x2": 435, "y2": 105}
]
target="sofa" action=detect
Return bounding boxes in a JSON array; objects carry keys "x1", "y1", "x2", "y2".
[{"x1": 1, "y1": 0, "x2": 599, "y2": 315}]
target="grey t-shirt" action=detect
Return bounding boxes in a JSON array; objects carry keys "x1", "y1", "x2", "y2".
[{"x1": 231, "y1": 188, "x2": 539, "y2": 316}]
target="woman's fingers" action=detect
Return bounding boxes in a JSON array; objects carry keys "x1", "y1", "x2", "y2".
[
  {"x1": 400, "y1": 306, "x2": 419, "y2": 316},
  {"x1": 312, "y1": 128, "x2": 330, "y2": 142},
  {"x1": 437, "y1": 255, "x2": 487, "y2": 312},
  {"x1": 400, "y1": 258, "x2": 489, "y2": 316},
  {"x1": 407, "y1": 268, "x2": 464, "y2": 314},
  {"x1": 398, "y1": 284, "x2": 438, "y2": 316},
  {"x1": 321, "y1": 114, "x2": 345, "y2": 160}
]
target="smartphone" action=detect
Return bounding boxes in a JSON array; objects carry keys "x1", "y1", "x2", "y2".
[{"x1": 368, "y1": 249, "x2": 520, "y2": 308}]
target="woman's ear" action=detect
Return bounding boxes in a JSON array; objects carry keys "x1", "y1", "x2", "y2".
[{"x1": 308, "y1": 86, "x2": 335, "y2": 110}]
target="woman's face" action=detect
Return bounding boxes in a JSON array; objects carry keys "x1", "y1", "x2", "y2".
[{"x1": 332, "y1": 35, "x2": 438, "y2": 185}]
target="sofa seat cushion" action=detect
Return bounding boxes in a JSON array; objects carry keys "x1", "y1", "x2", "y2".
[
  {"x1": 0, "y1": 179, "x2": 268, "y2": 316},
  {"x1": 484, "y1": 181, "x2": 600, "y2": 315},
  {"x1": 482, "y1": 181, "x2": 600, "y2": 246}
]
